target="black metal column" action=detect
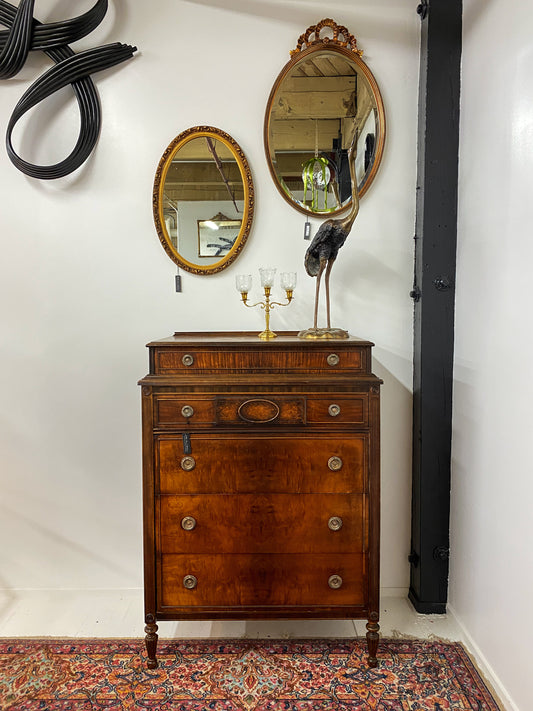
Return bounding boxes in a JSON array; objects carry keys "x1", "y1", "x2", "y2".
[{"x1": 409, "y1": 0, "x2": 462, "y2": 613}]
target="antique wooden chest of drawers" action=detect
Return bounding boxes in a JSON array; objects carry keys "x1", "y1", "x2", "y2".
[{"x1": 139, "y1": 331, "x2": 381, "y2": 668}]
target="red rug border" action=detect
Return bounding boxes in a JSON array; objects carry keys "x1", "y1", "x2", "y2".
[{"x1": 0, "y1": 636, "x2": 505, "y2": 710}]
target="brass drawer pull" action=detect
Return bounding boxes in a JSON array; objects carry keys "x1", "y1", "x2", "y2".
[
  {"x1": 328, "y1": 403, "x2": 341, "y2": 417},
  {"x1": 327, "y1": 353, "x2": 340, "y2": 366},
  {"x1": 180, "y1": 456, "x2": 196, "y2": 471},
  {"x1": 328, "y1": 456, "x2": 343, "y2": 471},
  {"x1": 328, "y1": 516, "x2": 343, "y2": 531},
  {"x1": 182, "y1": 354, "x2": 194, "y2": 367},
  {"x1": 183, "y1": 575, "x2": 197, "y2": 589},
  {"x1": 181, "y1": 405, "x2": 194, "y2": 418},
  {"x1": 181, "y1": 516, "x2": 197, "y2": 531},
  {"x1": 328, "y1": 574, "x2": 343, "y2": 589}
]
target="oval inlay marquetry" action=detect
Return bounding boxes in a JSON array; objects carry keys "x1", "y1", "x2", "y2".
[{"x1": 238, "y1": 398, "x2": 280, "y2": 423}]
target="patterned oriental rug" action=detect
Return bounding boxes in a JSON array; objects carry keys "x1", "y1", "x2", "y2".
[{"x1": 0, "y1": 637, "x2": 502, "y2": 710}]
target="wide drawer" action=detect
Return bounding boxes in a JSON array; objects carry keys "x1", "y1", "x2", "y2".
[
  {"x1": 157, "y1": 434, "x2": 367, "y2": 494},
  {"x1": 154, "y1": 394, "x2": 368, "y2": 427},
  {"x1": 158, "y1": 494, "x2": 364, "y2": 554},
  {"x1": 159, "y1": 553, "x2": 366, "y2": 608},
  {"x1": 152, "y1": 345, "x2": 367, "y2": 375}
]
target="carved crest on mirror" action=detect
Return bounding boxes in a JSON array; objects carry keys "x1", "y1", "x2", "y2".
[
  {"x1": 264, "y1": 19, "x2": 386, "y2": 217},
  {"x1": 153, "y1": 126, "x2": 254, "y2": 275}
]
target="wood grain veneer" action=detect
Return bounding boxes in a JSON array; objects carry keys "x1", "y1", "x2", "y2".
[{"x1": 139, "y1": 331, "x2": 381, "y2": 668}]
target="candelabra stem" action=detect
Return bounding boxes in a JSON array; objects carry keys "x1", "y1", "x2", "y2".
[{"x1": 258, "y1": 286, "x2": 277, "y2": 340}]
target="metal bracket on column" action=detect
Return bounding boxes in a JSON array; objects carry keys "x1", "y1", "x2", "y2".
[
  {"x1": 417, "y1": 1, "x2": 429, "y2": 20},
  {"x1": 410, "y1": 286, "x2": 422, "y2": 302},
  {"x1": 433, "y1": 276, "x2": 452, "y2": 291},
  {"x1": 433, "y1": 546, "x2": 450, "y2": 561}
]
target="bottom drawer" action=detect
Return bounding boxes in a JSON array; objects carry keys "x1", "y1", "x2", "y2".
[{"x1": 159, "y1": 553, "x2": 366, "y2": 608}]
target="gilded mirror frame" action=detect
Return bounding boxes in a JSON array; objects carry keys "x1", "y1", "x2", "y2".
[
  {"x1": 153, "y1": 126, "x2": 254, "y2": 275},
  {"x1": 264, "y1": 19, "x2": 386, "y2": 217}
]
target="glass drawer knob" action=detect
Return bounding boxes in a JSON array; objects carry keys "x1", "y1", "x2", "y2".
[
  {"x1": 328, "y1": 516, "x2": 343, "y2": 531},
  {"x1": 181, "y1": 456, "x2": 196, "y2": 471},
  {"x1": 328, "y1": 456, "x2": 343, "y2": 471},
  {"x1": 181, "y1": 516, "x2": 197, "y2": 531},
  {"x1": 181, "y1": 405, "x2": 194, "y2": 418},
  {"x1": 328, "y1": 574, "x2": 343, "y2": 589},
  {"x1": 182, "y1": 354, "x2": 194, "y2": 366},
  {"x1": 183, "y1": 575, "x2": 197, "y2": 589},
  {"x1": 328, "y1": 403, "x2": 341, "y2": 417},
  {"x1": 327, "y1": 353, "x2": 340, "y2": 366}
]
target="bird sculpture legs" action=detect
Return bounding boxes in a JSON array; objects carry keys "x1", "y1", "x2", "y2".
[
  {"x1": 312, "y1": 256, "x2": 336, "y2": 330},
  {"x1": 313, "y1": 257, "x2": 327, "y2": 330},
  {"x1": 324, "y1": 257, "x2": 336, "y2": 329}
]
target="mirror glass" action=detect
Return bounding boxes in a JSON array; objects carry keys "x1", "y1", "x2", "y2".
[
  {"x1": 153, "y1": 126, "x2": 254, "y2": 274},
  {"x1": 264, "y1": 22, "x2": 385, "y2": 216}
]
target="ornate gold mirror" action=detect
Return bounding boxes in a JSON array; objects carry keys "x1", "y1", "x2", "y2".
[
  {"x1": 153, "y1": 126, "x2": 254, "y2": 274},
  {"x1": 264, "y1": 19, "x2": 385, "y2": 216}
]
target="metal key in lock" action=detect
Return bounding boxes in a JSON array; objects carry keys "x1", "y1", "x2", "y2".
[{"x1": 182, "y1": 432, "x2": 192, "y2": 455}]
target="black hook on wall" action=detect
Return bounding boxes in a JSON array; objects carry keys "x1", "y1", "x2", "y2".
[{"x1": 0, "y1": 0, "x2": 137, "y2": 179}]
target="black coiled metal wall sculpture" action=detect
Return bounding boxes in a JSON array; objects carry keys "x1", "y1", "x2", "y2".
[{"x1": 0, "y1": 0, "x2": 137, "y2": 179}]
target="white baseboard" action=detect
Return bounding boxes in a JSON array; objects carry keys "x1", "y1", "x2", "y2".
[{"x1": 446, "y1": 604, "x2": 518, "y2": 711}]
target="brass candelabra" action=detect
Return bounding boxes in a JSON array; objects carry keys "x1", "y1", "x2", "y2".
[{"x1": 236, "y1": 268, "x2": 297, "y2": 340}]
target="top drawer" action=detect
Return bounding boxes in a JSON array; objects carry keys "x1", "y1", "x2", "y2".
[{"x1": 149, "y1": 336, "x2": 372, "y2": 376}]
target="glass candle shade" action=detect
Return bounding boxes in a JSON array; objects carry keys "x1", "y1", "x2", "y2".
[
  {"x1": 235, "y1": 274, "x2": 252, "y2": 293},
  {"x1": 280, "y1": 272, "x2": 297, "y2": 291},
  {"x1": 259, "y1": 267, "x2": 277, "y2": 288}
]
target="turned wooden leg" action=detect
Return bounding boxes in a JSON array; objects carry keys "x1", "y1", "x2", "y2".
[
  {"x1": 366, "y1": 613, "x2": 380, "y2": 668},
  {"x1": 144, "y1": 616, "x2": 159, "y2": 669}
]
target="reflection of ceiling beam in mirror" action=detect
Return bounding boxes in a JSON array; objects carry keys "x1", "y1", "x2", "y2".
[
  {"x1": 271, "y1": 75, "x2": 372, "y2": 152},
  {"x1": 166, "y1": 162, "x2": 242, "y2": 182},
  {"x1": 272, "y1": 77, "x2": 357, "y2": 120},
  {"x1": 170, "y1": 140, "x2": 234, "y2": 161},
  {"x1": 271, "y1": 111, "x2": 371, "y2": 153},
  {"x1": 164, "y1": 161, "x2": 245, "y2": 204},
  {"x1": 305, "y1": 59, "x2": 324, "y2": 77},
  {"x1": 271, "y1": 119, "x2": 346, "y2": 151},
  {"x1": 323, "y1": 57, "x2": 342, "y2": 74}
]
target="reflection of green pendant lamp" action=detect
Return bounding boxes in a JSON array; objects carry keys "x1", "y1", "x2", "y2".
[
  {"x1": 302, "y1": 120, "x2": 331, "y2": 210},
  {"x1": 302, "y1": 155, "x2": 331, "y2": 210}
]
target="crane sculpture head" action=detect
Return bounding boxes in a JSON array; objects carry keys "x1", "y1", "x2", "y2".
[{"x1": 299, "y1": 128, "x2": 360, "y2": 339}]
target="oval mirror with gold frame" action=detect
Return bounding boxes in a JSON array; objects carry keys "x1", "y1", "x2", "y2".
[
  {"x1": 264, "y1": 19, "x2": 385, "y2": 217},
  {"x1": 153, "y1": 126, "x2": 254, "y2": 274}
]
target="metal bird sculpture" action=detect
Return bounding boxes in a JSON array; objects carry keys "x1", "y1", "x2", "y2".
[{"x1": 301, "y1": 129, "x2": 360, "y2": 339}]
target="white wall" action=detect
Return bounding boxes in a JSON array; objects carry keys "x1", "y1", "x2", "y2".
[
  {"x1": 0, "y1": 1, "x2": 418, "y2": 599},
  {"x1": 451, "y1": 1, "x2": 533, "y2": 709}
]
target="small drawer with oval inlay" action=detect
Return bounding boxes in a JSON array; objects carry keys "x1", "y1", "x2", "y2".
[{"x1": 215, "y1": 396, "x2": 305, "y2": 425}]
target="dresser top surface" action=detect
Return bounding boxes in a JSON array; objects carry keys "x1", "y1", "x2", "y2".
[{"x1": 147, "y1": 331, "x2": 375, "y2": 348}]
